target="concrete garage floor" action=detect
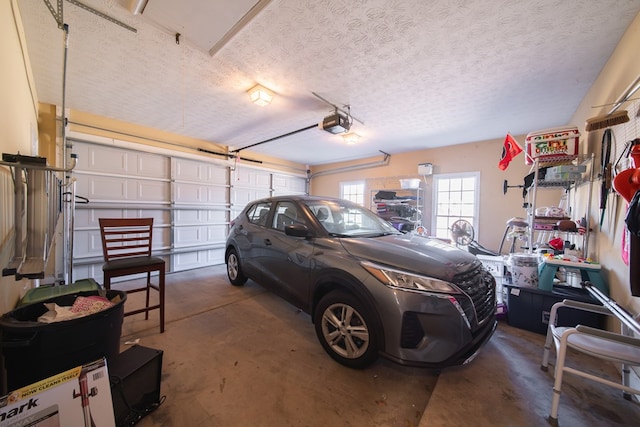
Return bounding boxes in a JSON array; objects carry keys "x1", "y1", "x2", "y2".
[{"x1": 115, "y1": 265, "x2": 640, "y2": 426}]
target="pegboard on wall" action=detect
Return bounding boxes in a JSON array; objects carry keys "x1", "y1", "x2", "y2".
[
  {"x1": 591, "y1": 95, "x2": 640, "y2": 244},
  {"x1": 611, "y1": 97, "x2": 640, "y2": 173}
]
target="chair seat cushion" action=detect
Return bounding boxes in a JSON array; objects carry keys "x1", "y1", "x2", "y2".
[
  {"x1": 553, "y1": 326, "x2": 640, "y2": 364},
  {"x1": 103, "y1": 256, "x2": 165, "y2": 272}
]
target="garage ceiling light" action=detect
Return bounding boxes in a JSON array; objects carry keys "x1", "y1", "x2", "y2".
[
  {"x1": 248, "y1": 84, "x2": 273, "y2": 106},
  {"x1": 343, "y1": 132, "x2": 360, "y2": 144}
]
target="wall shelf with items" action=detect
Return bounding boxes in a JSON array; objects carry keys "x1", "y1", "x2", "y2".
[
  {"x1": 526, "y1": 153, "x2": 594, "y2": 257},
  {"x1": 370, "y1": 184, "x2": 422, "y2": 232}
]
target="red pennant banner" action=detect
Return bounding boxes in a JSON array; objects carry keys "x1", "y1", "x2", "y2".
[{"x1": 498, "y1": 133, "x2": 523, "y2": 170}]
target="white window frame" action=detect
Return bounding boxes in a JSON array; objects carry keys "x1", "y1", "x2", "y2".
[
  {"x1": 340, "y1": 181, "x2": 365, "y2": 206},
  {"x1": 431, "y1": 172, "x2": 480, "y2": 240}
]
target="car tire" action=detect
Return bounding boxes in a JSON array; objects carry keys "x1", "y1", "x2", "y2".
[
  {"x1": 314, "y1": 290, "x2": 379, "y2": 369},
  {"x1": 226, "y1": 248, "x2": 247, "y2": 286}
]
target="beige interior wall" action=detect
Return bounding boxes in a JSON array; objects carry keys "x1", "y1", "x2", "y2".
[
  {"x1": 37, "y1": 103, "x2": 57, "y2": 165},
  {"x1": 310, "y1": 136, "x2": 562, "y2": 253},
  {"x1": 0, "y1": 0, "x2": 41, "y2": 314},
  {"x1": 569, "y1": 12, "x2": 640, "y2": 315}
]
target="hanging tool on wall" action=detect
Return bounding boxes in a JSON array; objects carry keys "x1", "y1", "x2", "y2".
[
  {"x1": 585, "y1": 74, "x2": 640, "y2": 131},
  {"x1": 599, "y1": 129, "x2": 613, "y2": 228}
]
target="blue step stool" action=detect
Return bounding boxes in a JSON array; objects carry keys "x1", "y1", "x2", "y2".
[{"x1": 538, "y1": 259, "x2": 608, "y2": 294}]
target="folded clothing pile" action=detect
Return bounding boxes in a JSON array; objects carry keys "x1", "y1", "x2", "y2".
[{"x1": 38, "y1": 294, "x2": 119, "y2": 323}]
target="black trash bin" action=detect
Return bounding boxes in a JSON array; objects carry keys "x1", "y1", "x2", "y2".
[{"x1": 0, "y1": 289, "x2": 126, "y2": 394}]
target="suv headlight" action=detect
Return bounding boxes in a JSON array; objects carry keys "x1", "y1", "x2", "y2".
[{"x1": 362, "y1": 262, "x2": 458, "y2": 293}]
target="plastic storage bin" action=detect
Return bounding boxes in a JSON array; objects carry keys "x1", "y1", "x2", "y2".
[
  {"x1": 504, "y1": 284, "x2": 604, "y2": 334},
  {"x1": 17, "y1": 278, "x2": 101, "y2": 307},
  {"x1": 0, "y1": 289, "x2": 126, "y2": 393},
  {"x1": 509, "y1": 253, "x2": 539, "y2": 288}
]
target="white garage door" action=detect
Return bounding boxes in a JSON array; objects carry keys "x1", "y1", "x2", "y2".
[{"x1": 68, "y1": 134, "x2": 306, "y2": 284}]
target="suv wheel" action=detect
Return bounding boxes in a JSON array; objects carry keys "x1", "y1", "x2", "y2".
[
  {"x1": 314, "y1": 291, "x2": 378, "y2": 369},
  {"x1": 226, "y1": 248, "x2": 247, "y2": 286}
]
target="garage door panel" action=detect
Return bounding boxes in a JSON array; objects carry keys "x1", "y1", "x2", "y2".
[
  {"x1": 233, "y1": 187, "x2": 271, "y2": 205},
  {"x1": 174, "y1": 226, "x2": 203, "y2": 247},
  {"x1": 174, "y1": 158, "x2": 228, "y2": 184},
  {"x1": 77, "y1": 176, "x2": 127, "y2": 201},
  {"x1": 207, "y1": 210, "x2": 226, "y2": 222},
  {"x1": 173, "y1": 251, "x2": 201, "y2": 271},
  {"x1": 207, "y1": 247, "x2": 225, "y2": 264},
  {"x1": 75, "y1": 209, "x2": 170, "y2": 228},
  {"x1": 137, "y1": 180, "x2": 170, "y2": 202},
  {"x1": 74, "y1": 209, "x2": 96, "y2": 228},
  {"x1": 73, "y1": 264, "x2": 102, "y2": 284},
  {"x1": 72, "y1": 225, "x2": 169, "y2": 257},
  {"x1": 205, "y1": 186, "x2": 228, "y2": 204},
  {"x1": 234, "y1": 168, "x2": 271, "y2": 188},
  {"x1": 137, "y1": 154, "x2": 170, "y2": 178},
  {"x1": 174, "y1": 209, "x2": 201, "y2": 223},
  {"x1": 174, "y1": 225, "x2": 225, "y2": 247},
  {"x1": 272, "y1": 174, "x2": 306, "y2": 195},
  {"x1": 174, "y1": 209, "x2": 226, "y2": 224},
  {"x1": 173, "y1": 248, "x2": 225, "y2": 272},
  {"x1": 77, "y1": 175, "x2": 169, "y2": 202},
  {"x1": 207, "y1": 225, "x2": 227, "y2": 241},
  {"x1": 74, "y1": 143, "x2": 168, "y2": 178},
  {"x1": 73, "y1": 229, "x2": 103, "y2": 259},
  {"x1": 173, "y1": 182, "x2": 227, "y2": 204}
]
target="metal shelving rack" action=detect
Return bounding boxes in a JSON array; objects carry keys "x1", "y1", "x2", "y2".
[
  {"x1": 370, "y1": 186, "x2": 423, "y2": 228},
  {"x1": 526, "y1": 153, "x2": 594, "y2": 256}
]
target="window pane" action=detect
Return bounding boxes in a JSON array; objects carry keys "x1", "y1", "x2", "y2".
[
  {"x1": 461, "y1": 205, "x2": 474, "y2": 217},
  {"x1": 341, "y1": 182, "x2": 365, "y2": 206},
  {"x1": 461, "y1": 191, "x2": 474, "y2": 204},
  {"x1": 462, "y1": 177, "x2": 476, "y2": 190},
  {"x1": 433, "y1": 173, "x2": 479, "y2": 240}
]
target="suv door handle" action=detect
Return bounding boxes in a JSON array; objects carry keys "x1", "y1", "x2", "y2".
[{"x1": 264, "y1": 238, "x2": 272, "y2": 246}]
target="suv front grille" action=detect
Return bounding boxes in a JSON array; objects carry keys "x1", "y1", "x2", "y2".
[{"x1": 452, "y1": 264, "x2": 496, "y2": 328}]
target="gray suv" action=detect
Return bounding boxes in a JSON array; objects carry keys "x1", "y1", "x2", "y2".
[{"x1": 225, "y1": 195, "x2": 496, "y2": 369}]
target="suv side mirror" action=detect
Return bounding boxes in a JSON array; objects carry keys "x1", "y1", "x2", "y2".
[{"x1": 285, "y1": 224, "x2": 312, "y2": 238}]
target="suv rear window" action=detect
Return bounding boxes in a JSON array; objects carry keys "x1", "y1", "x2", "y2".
[{"x1": 246, "y1": 202, "x2": 271, "y2": 227}]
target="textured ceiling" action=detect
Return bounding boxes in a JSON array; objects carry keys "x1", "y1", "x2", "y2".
[{"x1": 17, "y1": 0, "x2": 640, "y2": 166}]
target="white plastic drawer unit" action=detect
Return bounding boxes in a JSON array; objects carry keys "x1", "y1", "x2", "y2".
[{"x1": 476, "y1": 254, "x2": 505, "y2": 280}]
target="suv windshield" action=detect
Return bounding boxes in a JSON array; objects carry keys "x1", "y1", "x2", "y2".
[{"x1": 305, "y1": 200, "x2": 400, "y2": 237}]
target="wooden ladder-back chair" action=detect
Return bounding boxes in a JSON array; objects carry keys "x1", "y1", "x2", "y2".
[{"x1": 99, "y1": 218, "x2": 165, "y2": 333}]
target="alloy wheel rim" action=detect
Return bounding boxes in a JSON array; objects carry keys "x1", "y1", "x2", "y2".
[
  {"x1": 321, "y1": 303, "x2": 369, "y2": 359},
  {"x1": 228, "y1": 254, "x2": 238, "y2": 279}
]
